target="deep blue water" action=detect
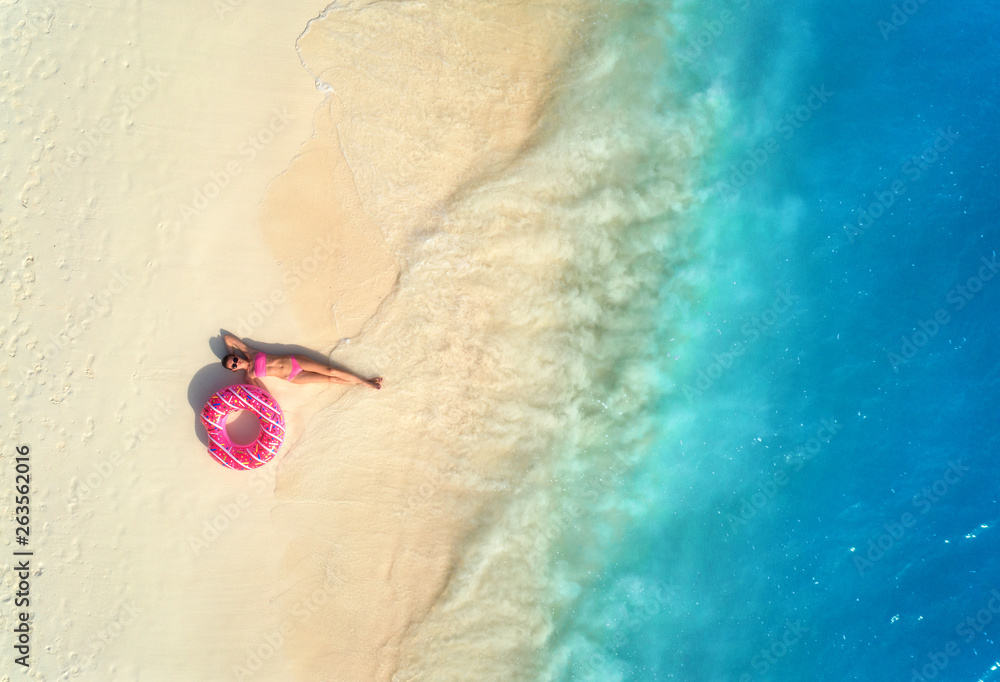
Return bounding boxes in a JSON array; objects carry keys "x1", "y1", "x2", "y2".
[{"x1": 557, "y1": 0, "x2": 1000, "y2": 680}]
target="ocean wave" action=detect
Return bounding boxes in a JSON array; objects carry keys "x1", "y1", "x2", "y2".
[{"x1": 270, "y1": 1, "x2": 723, "y2": 679}]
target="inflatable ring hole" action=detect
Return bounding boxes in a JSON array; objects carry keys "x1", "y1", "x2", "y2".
[{"x1": 225, "y1": 409, "x2": 262, "y2": 446}]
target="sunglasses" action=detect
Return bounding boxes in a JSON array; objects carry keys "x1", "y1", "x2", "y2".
[{"x1": 229, "y1": 360, "x2": 239, "y2": 370}]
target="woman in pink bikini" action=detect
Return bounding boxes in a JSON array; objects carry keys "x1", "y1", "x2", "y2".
[{"x1": 221, "y1": 334, "x2": 382, "y2": 389}]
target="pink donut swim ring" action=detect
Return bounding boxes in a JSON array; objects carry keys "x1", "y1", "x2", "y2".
[{"x1": 200, "y1": 385, "x2": 285, "y2": 470}]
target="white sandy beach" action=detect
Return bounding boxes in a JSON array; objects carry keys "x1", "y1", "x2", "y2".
[
  {"x1": 2, "y1": 1, "x2": 344, "y2": 678},
  {"x1": 2, "y1": 0, "x2": 593, "y2": 679}
]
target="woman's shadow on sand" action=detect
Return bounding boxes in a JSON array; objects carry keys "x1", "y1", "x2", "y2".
[{"x1": 187, "y1": 330, "x2": 351, "y2": 447}]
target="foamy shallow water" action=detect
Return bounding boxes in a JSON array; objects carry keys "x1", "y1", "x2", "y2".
[{"x1": 265, "y1": 2, "x2": 720, "y2": 678}]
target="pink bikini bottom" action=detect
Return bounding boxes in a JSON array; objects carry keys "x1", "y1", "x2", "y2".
[{"x1": 288, "y1": 357, "x2": 302, "y2": 380}]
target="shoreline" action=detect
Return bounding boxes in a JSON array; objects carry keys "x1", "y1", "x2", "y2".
[{"x1": 263, "y1": 1, "x2": 596, "y2": 678}]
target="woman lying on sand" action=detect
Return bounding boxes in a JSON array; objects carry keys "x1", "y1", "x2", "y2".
[{"x1": 222, "y1": 334, "x2": 382, "y2": 389}]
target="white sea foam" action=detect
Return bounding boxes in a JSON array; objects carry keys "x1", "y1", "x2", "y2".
[{"x1": 271, "y1": 1, "x2": 724, "y2": 678}]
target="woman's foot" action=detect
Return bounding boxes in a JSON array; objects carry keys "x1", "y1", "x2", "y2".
[{"x1": 368, "y1": 377, "x2": 382, "y2": 390}]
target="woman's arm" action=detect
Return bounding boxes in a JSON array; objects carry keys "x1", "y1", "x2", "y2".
[
  {"x1": 244, "y1": 372, "x2": 267, "y2": 390},
  {"x1": 224, "y1": 334, "x2": 251, "y2": 356}
]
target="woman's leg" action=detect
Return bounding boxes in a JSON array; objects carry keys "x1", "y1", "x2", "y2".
[
  {"x1": 293, "y1": 356, "x2": 371, "y2": 386},
  {"x1": 290, "y1": 370, "x2": 358, "y2": 385}
]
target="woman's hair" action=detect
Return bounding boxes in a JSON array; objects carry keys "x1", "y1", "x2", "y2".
[{"x1": 222, "y1": 354, "x2": 238, "y2": 370}]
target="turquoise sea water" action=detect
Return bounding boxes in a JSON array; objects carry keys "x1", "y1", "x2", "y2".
[{"x1": 543, "y1": 0, "x2": 1000, "y2": 680}]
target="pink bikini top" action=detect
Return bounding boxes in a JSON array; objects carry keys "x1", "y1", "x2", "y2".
[{"x1": 254, "y1": 353, "x2": 267, "y2": 376}]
